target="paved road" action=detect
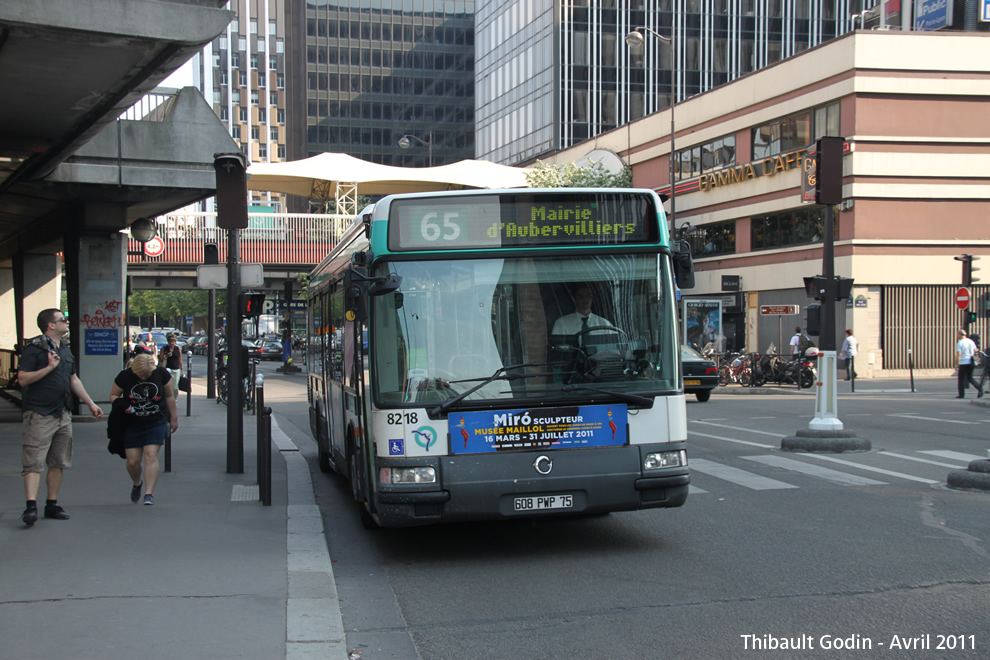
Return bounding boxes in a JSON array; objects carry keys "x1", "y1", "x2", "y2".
[{"x1": 277, "y1": 377, "x2": 990, "y2": 659}]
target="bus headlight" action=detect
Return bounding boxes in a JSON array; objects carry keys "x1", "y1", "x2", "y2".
[
  {"x1": 644, "y1": 450, "x2": 687, "y2": 470},
  {"x1": 379, "y1": 466, "x2": 437, "y2": 484}
]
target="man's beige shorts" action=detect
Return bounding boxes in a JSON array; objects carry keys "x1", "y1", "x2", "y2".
[{"x1": 22, "y1": 410, "x2": 72, "y2": 474}]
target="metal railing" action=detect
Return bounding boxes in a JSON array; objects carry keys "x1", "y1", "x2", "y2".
[
  {"x1": 118, "y1": 87, "x2": 180, "y2": 122},
  {"x1": 127, "y1": 212, "x2": 354, "y2": 265}
]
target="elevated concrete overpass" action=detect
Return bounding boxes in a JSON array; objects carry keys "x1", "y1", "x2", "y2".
[{"x1": 0, "y1": 0, "x2": 236, "y2": 398}]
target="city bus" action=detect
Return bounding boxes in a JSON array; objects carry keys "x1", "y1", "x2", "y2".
[{"x1": 307, "y1": 188, "x2": 695, "y2": 527}]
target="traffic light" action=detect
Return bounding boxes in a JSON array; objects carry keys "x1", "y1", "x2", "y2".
[
  {"x1": 213, "y1": 153, "x2": 249, "y2": 229},
  {"x1": 803, "y1": 276, "x2": 827, "y2": 301},
  {"x1": 806, "y1": 303, "x2": 821, "y2": 336},
  {"x1": 815, "y1": 136, "x2": 844, "y2": 205},
  {"x1": 967, "y1": 311, "x2": 978, "y2": 324},
  {"x1": 204, "y1": 243, "x2": 219, "y2": 265},
  {"x1": 239, "y1": 292, "x2": 265, "y2": 318},
  {"x1": 955, "y1": 254, "x2": 981, "y2": 286}
]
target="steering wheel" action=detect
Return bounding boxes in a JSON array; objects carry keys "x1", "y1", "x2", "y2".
[{"x1": 573, "y1": 326, "x2": 626, "y2": 343}]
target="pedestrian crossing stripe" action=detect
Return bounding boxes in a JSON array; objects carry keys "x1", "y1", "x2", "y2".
[
  {"x1": 689, "y1": 458, "x2": 797, "y2": 490},
  {"x1": 919, "y1": 450, "x2": 986, "y2": 462},
  {"x1": 743, "y1": 455, "x2": 886, "y2": 486}
]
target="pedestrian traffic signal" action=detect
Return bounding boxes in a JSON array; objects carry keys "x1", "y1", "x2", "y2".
[
  {"x1": 239, "y1": 292, "x2": 266, "y2": 318},
  {"x1": 204, "y1": 243, "x2": 219, "y2": 265},
  {"x1": 967, "y1": 311, "x2": 978, "y2": 324}
]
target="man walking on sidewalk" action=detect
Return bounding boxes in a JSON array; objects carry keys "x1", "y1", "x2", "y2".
[
  {"x1": 18, "y1": 309, "x2": 104, "y2": 526},
  {"x1": 955, "y1": 329, "x2": 982, "y2": 399}
]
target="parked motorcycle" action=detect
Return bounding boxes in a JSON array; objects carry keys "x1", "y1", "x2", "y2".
[{"x1": 752, "y1": 344, "x2": 816, "y2": 389}]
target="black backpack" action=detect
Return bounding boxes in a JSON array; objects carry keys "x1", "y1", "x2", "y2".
[{"x1": 797, "y1": 333, "x2": 814, "y2": 354}]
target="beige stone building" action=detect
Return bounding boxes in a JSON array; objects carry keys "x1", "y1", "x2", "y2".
[{"x1": 546, "y1": 30, "x2": 990, "y2": 376}]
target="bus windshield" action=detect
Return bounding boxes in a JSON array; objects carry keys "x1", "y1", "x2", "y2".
[{"x1": 372, "y1": 253, "x2": 678, "y2": 407}]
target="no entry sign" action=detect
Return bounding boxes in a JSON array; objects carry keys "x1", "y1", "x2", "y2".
[{"x1": 955, "y1": 287, "x2": 971, "y2": 310}]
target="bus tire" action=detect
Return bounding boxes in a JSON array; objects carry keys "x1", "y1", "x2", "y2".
[{"x1": 315, "y1": 406, "x2": 333, "y2": 473}]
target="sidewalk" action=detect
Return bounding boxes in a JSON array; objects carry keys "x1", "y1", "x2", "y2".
[
  {"x1": 0, "y1": 379, "x2": 348, "y2": 660},
  {"x1": 715, "y1": 375, "x2": 989, "y2": 406}
]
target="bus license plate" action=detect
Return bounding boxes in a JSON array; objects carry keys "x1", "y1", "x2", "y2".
[
  {"x1": 514, "y1": 494, "x2": 573, "y2": 511},
  {"x1": 684, "y1": 379, "x2": 701, "y2": 386}
]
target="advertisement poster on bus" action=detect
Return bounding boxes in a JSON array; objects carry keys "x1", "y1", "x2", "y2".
[
  {"x1": 683, "y1": 299, "x2": 723, "y2": 351},
  {"x1": 450, "y1": 404, "x2": 627, "y2": 454}
]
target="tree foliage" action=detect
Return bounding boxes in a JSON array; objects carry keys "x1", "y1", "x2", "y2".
[
  {"x1": 525, "y1": 160, "x2": 632, "y2": 189},
  {"x1": 127, "y1": 290, "x2": 227, "y2": 328}
]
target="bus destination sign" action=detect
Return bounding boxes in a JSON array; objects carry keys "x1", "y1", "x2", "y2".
[{"x1": 389, "y1": 192, "x2": 658, "y2": 251}]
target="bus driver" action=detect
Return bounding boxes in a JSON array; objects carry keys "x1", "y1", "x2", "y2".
[{"x1": 552, "y1": 283, "x2": 614, "y2": 337}]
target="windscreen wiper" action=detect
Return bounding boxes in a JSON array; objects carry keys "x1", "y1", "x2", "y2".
[
  {"x1": 428, "y1": 363, "x2": 553, "y2": 417},
  {"x1": 524, "y1": 384, "x2": 654, "y2": 407}
]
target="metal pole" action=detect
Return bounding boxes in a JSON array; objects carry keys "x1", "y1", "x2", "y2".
[
  {"x1": 256, "y1": 374, "x2": 271, "y2": 506},
  {"x1": 226, "y1": 227, "x2": 243, "y2": 474},
  {"x1": 908, "y1": 348, "x2": 916, "y2": 393},
  {"x1": 207, "y1": 288, "x2": 216, "y2": 399},
  {"x1": 669, "y1": 37, "x2": 676, "y2": 235}
]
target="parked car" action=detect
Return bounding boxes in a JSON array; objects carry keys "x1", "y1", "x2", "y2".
[
  {"x1": 257, "y1": 340, "x2": 284, "y2": 361},
  {"x1": 191, "y1": 336, "x2": 210, "y2": 355},
  {"x1": 681, "y1": 344, "x2": 719, "y2": 402}
]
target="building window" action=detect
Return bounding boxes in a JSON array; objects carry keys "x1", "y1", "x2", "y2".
[
  {"x1": 276, "y1": 38, "x2": 284, "y2": 54},
  {"x1": 751, "y1": 206, "x2": 834, "y2": 251},
  {"x1": 257, "y1": 39, "x2": 265, "y2": 53},
  {"x1": 258, "y1": 73, "x2": 266, "y2": 88},
  {"x1": 231, "y1": 52, "x2": 240, "y2": 68},
  {"x1": 250, "y1": 18, "x2": 258, "y2": 34},
  {"x1": 239, "y1": 106, "x2": 247, "y2": 122},
  {"x1": 270, "y1": 128, "x2": 279, "y2": 141},
  {"x1": 277, "y1": 144, "x2": 285, "y2": 159},
  {"x1": 251, "y1": 54, "x2": 259, "y2": 69},
  {"x1": 232, "y1": 90, "x2": 241, "y2": 105},
  {"x1": 219, "y1": 105, "x2": 228, "y2": 121},
  {"x1": 276, "y1": 73, "x2": 285, "y2": 89},
  {"x1": 259, "y1": 144, "x2": 267, "y2": 158},
  {"x1": 251, "y1": 126, "x2": 260, "y2": 140},
  {"x1": 277, "y1": 108, "x2": 285, "y2": 123},
  {"x1": 675, "y1": 135, "x2": 736, "y2": 182},
  {"x1": 813, "y1": 102, "x2": 841, "y2": 141},
  {"x1": 270, "y1": 56, "x2": 278, "y2": 70},
  {"x1": 238, "y1": 37, "x2": 247, "y2": 52},
  {"x1": 251, "y1": 90, "x2": 259, "y2": 105},
  {"x1": 752, "y1": 112, "x2": 811, "y2": 160},
  {"x1": 684, "y1": 221, "x2": 736, "y2": 258},
  {"x1": 230, "y1": 19, "x2": 238, "y2": 33},
  {"x1": 270, "y1": 91, "x2": 278, "y2": 105},
  {"x1": 239, "y1": 71, "x2": 247, "y2": 87},
  {"x1": 232, "y1": 125, "x2": 241, "y2": 140},
  {"x1": 258, "y1": 108, "x2": 266, "y2": 123}
]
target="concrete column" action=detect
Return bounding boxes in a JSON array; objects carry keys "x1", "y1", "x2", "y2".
[
  {"x1": 0, "y1": 266, "x2": 14, "y2": 349},
  {"x1": 12, "y1": 253, "x2": 62, "y2": 345},
  {"x1": 64, "y1": 225, "x2": 127, "y2": 404}
]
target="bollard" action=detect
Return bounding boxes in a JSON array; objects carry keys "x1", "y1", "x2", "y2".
[
  {"x1": 164, "y1": 427, "x2": 172, "y2": 473},
  {"x1": 186, "y1": 352, "x2": 192, "y2": 417},
  {"x1": 908, "y1": 348, "x2": 915, "y2": 393},
  {"x1": 256, "y1": 374, "x2": 271, "y2": 506}
]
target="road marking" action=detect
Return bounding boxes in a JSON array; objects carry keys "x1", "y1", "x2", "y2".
[
  {"x1": 800, "y1": 453, "x2": 939, "y2": 484},
  {"x1": 689, "y1": 458, "x2": 797, "y2": 490},
  {"x1": 688, "y1": 430, "x2": 775, "y2": 449},
  {"x1": 691, "y1": 420, "x2": 783, "y2": 437},
  {"x1": 919, "y1": 450, "x2": 987, "y2": 462},
  {"x1": 688, "y1": 485, "x2": 708, "y2": 494},
  {"x1": 744, "y1": 455, "x2": 887, "y2": 486},
  {"x1": 878, "y1": 452, "x2": 966, "y2": 469},
  {"x1": 887, "y1": 413, "x2": 981, "y2": 425}
]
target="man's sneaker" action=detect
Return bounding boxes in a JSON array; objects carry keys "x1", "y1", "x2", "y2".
[
  {"x1": 21, "y1": 507, "x2": 37, "y2": 527},
  {"x1": 143, "y1": 494, "x2": 154, "y2": 506},
  {"x1": 43, "y1": 505, "x2": 70, "y2": 520},
  {"x1": 131, "y1": 483, "x2": 143, "y2": 503}
]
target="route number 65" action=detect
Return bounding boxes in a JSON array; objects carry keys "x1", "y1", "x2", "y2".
[{"x1": 420, "y1": 212, "x2": 461, "y2": 241}]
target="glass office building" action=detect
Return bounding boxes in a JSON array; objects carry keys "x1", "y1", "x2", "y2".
[
  {"x1": 292, "y1": 0, "x2": 477, "y2": 167},
  {"x1": 477, "y1": 0, "x2": 868, "y2": 166}
]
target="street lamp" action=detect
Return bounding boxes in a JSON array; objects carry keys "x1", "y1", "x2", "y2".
[
  {"x1": 627, "y1": 27, "x2": 677, "y2": 233},
  {"x1": 397, "y1": 131, "x2": 433, "y2": 167}
]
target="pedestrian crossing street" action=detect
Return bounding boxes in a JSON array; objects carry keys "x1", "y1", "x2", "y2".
[{"x1": 686, "y1": 415, "x2": 989, "y2": 495}]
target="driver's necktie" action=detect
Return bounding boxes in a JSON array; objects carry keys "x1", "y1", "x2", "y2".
[{"x1": 580, "y1": 316, "x2": 588, "y2": 346}]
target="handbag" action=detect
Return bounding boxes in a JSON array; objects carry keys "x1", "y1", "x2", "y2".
[{"x1": 179, "y1": 374, "x2": 191, "y2": 392}]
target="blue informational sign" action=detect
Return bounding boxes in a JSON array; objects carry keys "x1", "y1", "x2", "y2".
[
  {"x1": 85, "y1": 329, "x2": 119, "y2": 356},
  {"x1": 983, "y1": 0, "x2": 990, "y2": 21},
  {"x1": 450, "y1": 404, "x2": 628, "y2": 454},
  {"x1": 915, "y1": 0, "x2": 952, "y2": 31}
]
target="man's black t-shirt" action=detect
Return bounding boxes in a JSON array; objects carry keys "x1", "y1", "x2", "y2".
[{"x1": 20, "y1": 336, "x2": 75, "y2": 416}]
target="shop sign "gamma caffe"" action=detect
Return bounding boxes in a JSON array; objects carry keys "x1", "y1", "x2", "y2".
[{"x1": 699, "y1": 147, "x2": 809, "y2": 191}]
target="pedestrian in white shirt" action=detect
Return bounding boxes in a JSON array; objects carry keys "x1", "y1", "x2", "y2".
[
  {"x1": 840, "y1": 329, "x2": 858, "y2": 381},
  {"x1": 955, "y1": 329, "x2": 982, "y2": 399}
]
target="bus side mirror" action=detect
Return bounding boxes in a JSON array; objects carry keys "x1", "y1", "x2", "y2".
[
  {"x1": 672, "y1": 240, "x2": 695, "y2": 290},
  {"x1": 368, "y1": 274, "x2": 402, "y2": 297}
]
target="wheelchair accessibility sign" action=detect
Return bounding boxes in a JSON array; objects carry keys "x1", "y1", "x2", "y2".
[{"x1": 388, "y1": 439, "x2": 404, "y2": 455}]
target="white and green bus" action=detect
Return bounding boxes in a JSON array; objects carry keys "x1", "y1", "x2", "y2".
[{"x1": 307, "y1": 189, "x2": 695, "y2": 527}]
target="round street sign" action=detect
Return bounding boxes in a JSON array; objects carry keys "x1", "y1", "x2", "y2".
[
  {"x1": 955, "y1": 287, "x2": 970, "y2": 310},
  {"x1": 144, "y1": 236, "x2": 165, "y2": 258}
]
